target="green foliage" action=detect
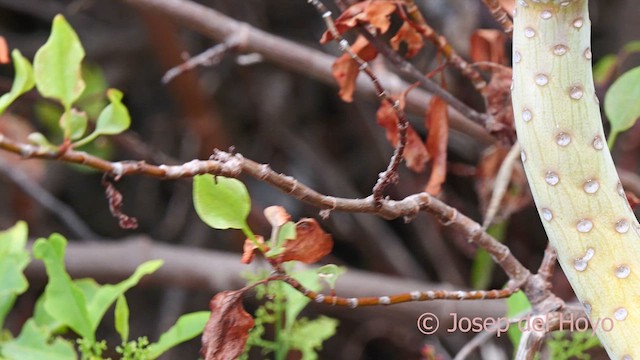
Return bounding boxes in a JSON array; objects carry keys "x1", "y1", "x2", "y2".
[
  {"x1": 604, "y1": 66, "x2": 640, "y2": 147},
  {"x1": 0, "y1": 223, "x2": 209, "y2": 360},
  {"x1": 74, "y1": 89, "x2": 131, "y2": 148},
  {"x1": 0, "y1": 222, "x2": 29, "y2": 329},
  {"x1": 315, "y1": 264, "x2": 346, "y2": 290},
  {"x1": 0, "y1": 50, "x2": 35, "y2": 115},
  {"x1": 506, "y1": 290, "x2": 531, "y2": 350},
  {"x1": 242, "y1": 267, "x2": 339, "y2": 360},
  {"x1": 265, "y1": 221, "x2": 296, "y2": 258},
  {"x1": 33, "y1": 14, "x2": 85, "y2": 110},
  {"x1": 545, "y1": 331, "x2": 601, "y2": 360},
  {"x1": 1, "y1": 320, "x2": 76, "y2": 360},
  {"x1": 193, "y1": 174, "x2": 251, "y2": 230}
]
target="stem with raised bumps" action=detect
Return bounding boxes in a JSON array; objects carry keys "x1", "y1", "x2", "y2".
[{"x1": 512, "y1": 0, "x2": 640, "y2": 357}]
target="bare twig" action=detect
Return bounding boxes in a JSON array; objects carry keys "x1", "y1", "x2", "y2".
[
  {"x1": 482, "y1": 142, "x2": 521, "y2": 229},
  {"x1": 0, "y1": 134, "x2": 529, "y2": 283},
  {"x1": 119, "y1": 0, "x2": 495, "y2": 144},
  {"x1": 400, "y1": 0, "x2": 488, "y2": 90},
  {"x1": 479, "y1": 0, "x2": 514, "y2": 35},
  {"x1": 162, "y1": 36, "x2": 241, "y2": 84},
  {"x1": 307, "y1": 0, "x2": 408, "y2": 204}
]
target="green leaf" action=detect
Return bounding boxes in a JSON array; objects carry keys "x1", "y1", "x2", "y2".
[
  {"x1": 85, "y1": 259, "x2": 162, "y2": 332},
  {"x1": 605, "y1": 66, "x2": 640, "y2": 147},
  {"x1": 286, "y1": 316, "x2": 338, "y2": 360},
  {"x1": 115, "y1": 295, "x2": 130, "y2": 343},
  {"x1": 33, "y1": 14, "x2": 85, "y2": 109},
  {"x1": 147, "y1": 311, "x2": 210, "y2": 359},
  {"x1": 0, "y1": 319, "x2": 76, "y2": 360},
  {"x1": 60, "y1": 108, "x2": 87, "y2": 140},
  {"x1": 32, "y1": 294, "x2": 66, "y2": 335},
  {"x1": 27, "y1": 132, "x2": 57, "y2": 150},
  {"x1": 0, "y1": 221, "x2": 30, "y2": 329},
  {"x1": 282, "y1": 269, "x2": 322, "y2": 328},
  {"x1": 74, "y1": 89, "x2": 131, "y2": 147},
  {"x1": 32, "y1": 234, "x2": 93, "y2": 341},
  {"x1": 193, "y1": 174, "x2": 251, "y2": 230},
  {"x1": 0, "y1": 50, "x2": 35, "y2": 115},
  {"x1": 592, "y1": 54, "x2": 617, "y2": 86},
  {"x1": 622, "y1": 40, "x2": 640, "y2": 54},
  {"x1": 77, "y1": 63, "x2": 108, "y2": 119},
  {"x1": 316, "y1": 264, "x2": 346, "y2": 290},
  {"x1": 506, "y1": 290, "x2": 531, "y2": 350}
]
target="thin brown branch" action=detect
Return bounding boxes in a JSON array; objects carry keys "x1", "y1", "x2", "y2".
[
  {"x1": 400, "y1": 0, "x2": 488, "y2": 91},
  {"x1": 479, "y1": 0, "x2": 514, "y2": 35},
  {"x1": 119, "y1": 0, "x2": 495, "y2": 145},
  {"x1": 306, "y1": 0, "x2": 407, "y2": 204},
  {"x1": 0, "y1": 134, "x2": 530, "y2": 284}
]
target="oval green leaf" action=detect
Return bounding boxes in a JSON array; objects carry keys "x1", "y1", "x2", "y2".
[
  {"x1": 34, "y1": 14, "x2": 85, "y2": 109},
  {"x1": 60, "y1": 108, "x2": 87, "y2": 140},
  {"x1": 604, "y1": 66, "x2": 640, "y2": 146},
  {"x1": 193, "y1": 174, "x2": 250, "y2": 230},
  {"x1": 0, "y1": 50, "x2": 35, "y2": 115}
]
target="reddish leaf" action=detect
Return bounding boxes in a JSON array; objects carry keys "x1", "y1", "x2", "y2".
[
  {"x1": 332, "y1": 36, "x2": 378, "y2": 102},
  {"x1": 475, "y1": 145, "x2": 531, "y2": 221},
  {"x1": 470, "y1": 29, "x2": 507, "y2": 64},
  {"x1": 264, "y1": 205, "x2": 291, "y2": 227},
  {"x1": 320, "y1": 1, "x2": 397, "y2": 43},
  {"x1": 240, "y1": 235, "x2": 266, "y2": 264},
  {"x1": 391, "y1": 22, "x2": 424, "y2": 58},
  {"x1": 0, "y1": 37, "x2": 9, "y2": 64},
  {"x1": 424, "y1": 96, "x2": 448, "y2": 195},
  {"x1": 201, "y1": 290, "x2": 255, "y2": 360},
  {"x1": 280, "y1": 219, "x2": 332, "y2": 264},
  {"x1": 376, "y1": 84, "x2": 430, "y2": 172}
]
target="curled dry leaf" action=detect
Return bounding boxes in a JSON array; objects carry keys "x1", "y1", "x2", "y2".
[
  {"x1": 480, "y1": 65, "x2": 514, "y2": 140},
  {"x1": 331, "y1": 36, "x2": 378, "y2": 102},
  {"x1": 376, "y1": 84, "x2": 430, "y2": 172},
  {"x1": 102, "y1": 176, "x2": 138, "y2": 229},
  {"x1": 425, "y1": 96, "x2": 448, "y2": 195},
  {"x1": 240, "y1": 235, "x2": 265, "y2": 264},
  {"x1": 475, "y1": 145, "x2": 531, "y2": 222},
  {"x1": 470, "y1": 29, "x2": 507, "y2": 64},
  {"x1": 0, "y1": 36, "x2": 9, "y2": 64},
  {"x1": 320, "y1": 1, "x2": 397, "y2": 43},
  {"x1": 263, "y1": 205, "x2": 291, "y2": 227},
  {"x1": 390, "y1": 22, "x2": 424, "y2": 58},
  {"x1": 280, "y1": 218, "x2": 332, "y2": 264},
  {"x1": 200, "y1": 290, "x2": 255, "y2": 360}
]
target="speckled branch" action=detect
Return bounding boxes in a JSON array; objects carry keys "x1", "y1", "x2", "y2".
[{"x1": 512, "y1": 0, "x2": 640, "y2": 357}]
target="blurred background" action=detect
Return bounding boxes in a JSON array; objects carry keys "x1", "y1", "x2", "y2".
[{"x1": 1, "y1": 0, "x2": 639, "y2": 358}]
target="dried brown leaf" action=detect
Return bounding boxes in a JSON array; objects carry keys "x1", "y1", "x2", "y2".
[
  {"x1": 240, "y1": 235, "x2": 265, "y2": 264},
  {"x1": 425, "y1": 96, "x2": 448, "y2": 195},
  {"x1": 264, "y1": 205, "x2": 291, "y2": 227},
  {"x1": 498, "y1": 0, "x2": 515, "y2": 15},
  {"x1": 280, "y1": 218, "x2": 332, "y2": 264},
  {"x1": 376, "y1": 84, "x2": 430, "y2": 172},
  {"x1": 390, "y1": 21, "x2": 424, "y2": 58},
  {"x1": 0, "y1": 37, "x2": 9, "y2": 64},
  {"x1": 331, "y1": 36, "x2": 378, "y2": 102},
  {"x1": 480, "y1": 65, "x2": 514, "y2": 140},
  {"x1": 201, "y1": 290, "x2": 254, "y2": 360},
  {"x1": 470, "y1": 29, "x2": 507, "y2": 64},
  {"x1": 320, "y1": 1, "x2": 397, "y2": 43}
]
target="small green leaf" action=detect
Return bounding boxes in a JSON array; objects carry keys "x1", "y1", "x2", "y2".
[
  {"x1": 193, "y1": 174, "x2": 251, "y2": 230},
  {"x1": 593, "y1": 54, "x2": 617, "y2": 85},
  {"x1": 316, "y1": 264, "x2": 346, "y2": 290},
  {"x1": 74, "y1": 89, "x2": 130, "y2": 147},
  {"x1": 605, "y1": 66, "x2": 640, "y2": 147},
  {"x1": 0, "y1": 50, "x2": 35, "y2": 115},
  {"x1": 60, "y1": 108, "x2": 87, "y2": 140},
  {"x1": 115, "y1": 295, "x2": 130, "y2": 343},
  {"x1": 33, "y1": 294, "x2": 67, "y2": 335},
  {"x1": 86, "y1": 260, "x2": 162, "y2": 332},
  {"x1": 622, "y1": 40, "x2": 640, "y2": 54},
  {"x1": 77, "y1": 63, "x2": 108, "y2": 119},
  {"x1": 32, "y1": 234, "x2": 93, "y2": 341},
  {"x1": 27, "y1": 132, "x2": 56, "y2": 150},
  {"x1": 0, "y1": 319, "x2": 76, "y2": 360},
  {"x1": 506, "y1": 290, "x2": 531, "y2": 350},
  {"x1": 33, "y1": 14, "x2": 85, "y2": 109},
  {"x1": 282, "y1": 269, "x2": 322, "y2": 328},
  {"x1": 147, "y1": 311, "x2": 210, "y2": 359},
  {"x1": 286, "y1": 316, "x2": 338, "y2": 360},
  {"x1": 276, "y1": 222, "x2": 296, "y2": 246},
  {"x1": 0, "y1": 221, "x2": 30, "y2": 329}
]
